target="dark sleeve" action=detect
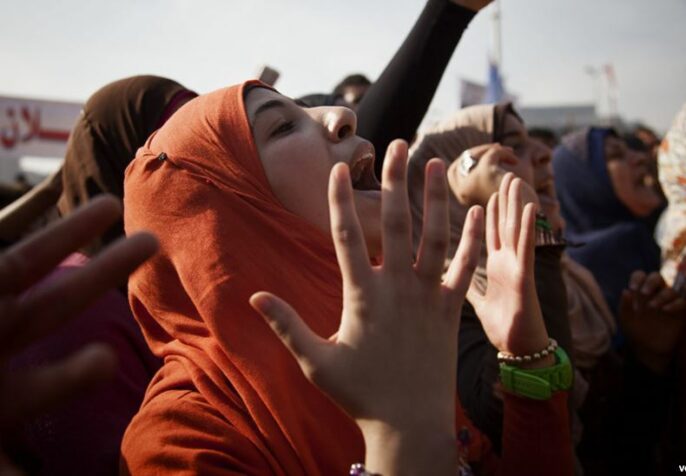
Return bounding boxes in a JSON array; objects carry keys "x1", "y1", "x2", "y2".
[
  {"x1": 457, "y1": 245, "x2": 573, "y2": 454},
  {"x1": 457, "y1": 301, "x2": 503, "y2": 449},
  {"x1": 354, "y1": 0, "x2": 476, "y2": 177}
]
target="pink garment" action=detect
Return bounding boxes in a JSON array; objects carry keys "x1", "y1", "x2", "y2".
[{"x1": 9, "y1": 253, "x2": 160, "y2": 476}]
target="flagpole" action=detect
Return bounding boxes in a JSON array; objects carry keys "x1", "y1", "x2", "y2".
[
  {"x1": 492, "y1": 0, "x2": 502, "y2": 67},
  {"x1": 584, "y1": 66, "x2": 601, "y2": 120},
  {"x1": 604, "y1": 64, "x2": 619, "y2": 127}
]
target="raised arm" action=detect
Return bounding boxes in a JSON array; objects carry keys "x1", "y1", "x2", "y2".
[
  {"x1": 466, "y1": 174, "x2": 574, "y2": 475},
  {"x1": 356, "y1": 0, "x2": 490, "y2": 176},
  {"x1": 447, "y1": 145, "x2": 572, "y2": 449}
]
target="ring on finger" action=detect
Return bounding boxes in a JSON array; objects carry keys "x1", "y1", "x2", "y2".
[{"x1": 459, "y1": 150, "x2": 477, "y2": 177}]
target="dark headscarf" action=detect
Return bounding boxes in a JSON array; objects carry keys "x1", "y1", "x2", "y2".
[
  {"x1": 57, "y1": 75, "x2": 196, "y2": 254},
  {"x1": 553, "y1": 128, "x2": 661, "y2": 316}
]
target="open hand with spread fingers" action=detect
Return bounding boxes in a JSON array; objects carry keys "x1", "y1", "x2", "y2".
[
  {"x1": 0, "y1": 196, "x2": 158, "y2": 475},
  {"x1": 251, "y1": 140, "x2": 484, "y2": 476},
  {"x1": 466, "y1": 173, "x2": 554, "y2": 368}
]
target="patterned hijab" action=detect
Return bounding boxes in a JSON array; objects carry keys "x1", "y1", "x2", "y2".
[{"x1": 656, "y1": 103, "x2": 686, "y2": 285}]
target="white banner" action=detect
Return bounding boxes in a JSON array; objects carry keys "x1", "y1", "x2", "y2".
[{"x1": 0, "y1": 96, "x2": 82, "y2": 161}]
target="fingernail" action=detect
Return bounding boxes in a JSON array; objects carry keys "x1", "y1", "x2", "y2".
[
  {"x1": 430, "y1": 162, "x2": 445, "y2": 179},
  {"x1": 250, "y1": 294, "x2": 272, "y2": 313},
  {"x1": 336, "y1": 163, "x2": 350, "y2": 180}
]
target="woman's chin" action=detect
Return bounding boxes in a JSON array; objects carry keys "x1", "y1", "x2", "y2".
[{"x1": 628, "y1": 189, "x2": 663, "y2": 217}]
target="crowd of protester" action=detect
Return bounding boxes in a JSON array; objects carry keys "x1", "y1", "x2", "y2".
[{"x1": 1, "y1": 0, "x2": 684, "y2": 474}]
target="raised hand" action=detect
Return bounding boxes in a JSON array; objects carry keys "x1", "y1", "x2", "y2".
[
  {"x1": 620, "y1": 270, "x2": 686, "y2": 374},
  {"x1": 450, "y1": 0, "x2": 494, "y2": 12},
  {"x1": 0, "y1": 196, "x2": 158, "y2": 475},
  {"x1": 466, "y1": 173, "x2": 553, "y2": 368},
  {"x1": 251, "y1": 140, "x2": 484, "y2": 475},
  {"x1": 447, "y1": 143, "x2": 539, "y2": 209}
]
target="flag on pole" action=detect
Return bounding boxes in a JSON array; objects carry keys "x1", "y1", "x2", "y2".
[
  {"x1": 485, "y1": 61, "x2": 505, "y2": 103},
  {"x1": 459, "y1": 60, "x2": 517, "y2": 108}
]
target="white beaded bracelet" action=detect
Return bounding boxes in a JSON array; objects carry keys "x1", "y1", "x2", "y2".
[{"x1": 497, "y1": 338, "x2": 558, "y2": 365}]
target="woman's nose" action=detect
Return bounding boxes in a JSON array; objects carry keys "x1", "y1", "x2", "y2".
[
  {"x1": 532, "y1": 140, "x2": 552, "y2": 167},
  {"x1": 323, "y1": 106, "x2": 357, "y2": 142}
]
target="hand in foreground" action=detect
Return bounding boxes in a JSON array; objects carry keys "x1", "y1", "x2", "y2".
[
  {"x1": 620, "y1": 270, "x2": 686, "y2": 374},
  {"x1": 0, "y1": 195, "x2": 158, "y2": 475},
  {"x1": 450, "y1": 0, "x2": 493, "y2": 12},
  {"x1": 447, "y1": 143, "x2": 539, "y2": 209},
  {"x1": 467, "y1": 173, "x2": 553, "y2": 368},
  {"x1": 251, "y1": 140, "x2": 484, "y2": 476}
]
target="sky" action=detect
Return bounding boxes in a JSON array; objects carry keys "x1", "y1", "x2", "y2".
[{"x1": 2, "y1": 0, "x2": 685, "y2": 132}]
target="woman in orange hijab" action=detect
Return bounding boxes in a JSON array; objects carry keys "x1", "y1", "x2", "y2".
[{"x1": 121, "y1": 81, "x2": 573, "y2": 475}]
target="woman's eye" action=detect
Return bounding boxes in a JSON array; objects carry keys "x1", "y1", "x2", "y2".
[
  {"x1": 270, "y1": 121, "x2": 294, "y2": 137},
  {"x1": 505, "y1": 140, "x2": 524, "y2": 152}
]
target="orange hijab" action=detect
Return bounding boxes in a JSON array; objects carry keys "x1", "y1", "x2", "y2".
[{"x1": 122, "y1": 81, "x2": 363, "y2": 474}]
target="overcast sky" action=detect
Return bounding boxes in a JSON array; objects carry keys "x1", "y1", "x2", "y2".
[{"x1": 2, "y1": 0, "x2": 685, "y2": 132}]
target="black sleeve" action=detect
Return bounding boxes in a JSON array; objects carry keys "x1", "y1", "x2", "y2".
[
  {"x1": 355, "y1": 0, "x2": 476, "y2": 177},
  {"x1": 457, "y1": 245, "x2": 573, "y2": 454},
  {"x1": 456, "y1": 301, "x2": 503, "y2": 448}
]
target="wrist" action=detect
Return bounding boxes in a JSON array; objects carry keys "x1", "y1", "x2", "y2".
[
  {"x1": 535, "y1": 211, "x2": 566, "y2": 247},
  {"x1": 359, "y1": 420, "x2": 457, "y2": 476},
  {"x1": 519, "y1": 353, "x2": 556, "y2": 369},
  {"x1": 499, "y1": 346, "x2": 574, "y2": 400},
  {"x1": 497, "y1": 337, "x2": 557, "y2": 369},
  {"x1": 497, "y1": 334, "x2": 551, "y2": 361},
  {"x1": 449, "y1": 0, "x2": 487, "y2": 12}
]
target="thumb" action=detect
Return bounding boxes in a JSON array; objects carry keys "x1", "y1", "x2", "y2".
[
  {"x1": 466, "y1": 280, "x2": 485, "y2": 314},
  {"x1": 468, "y1": 143, "x2": 498, "y2": 159},
  {"x1": 484, "y1": 144, "x2": 518, "y2": 167},
  {"x1": 250, "y1": 292, "x2": 328, "y2": 374}
]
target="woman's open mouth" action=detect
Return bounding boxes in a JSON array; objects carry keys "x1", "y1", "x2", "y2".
[
  {"x1": 636, "y1": 169, "x2": 656, "y2": 189},
  {"x1": 350, "y1": 142, "x2": 381, "y2": 191}
]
